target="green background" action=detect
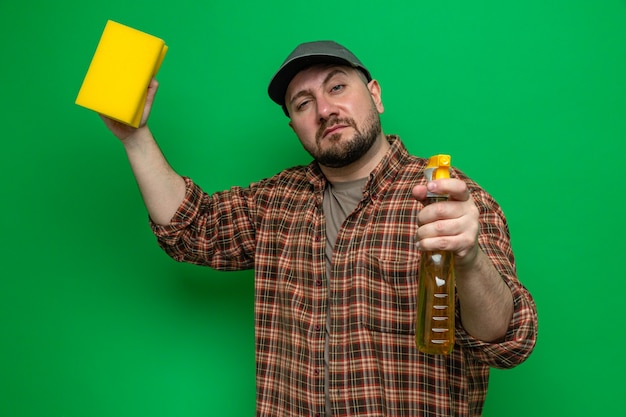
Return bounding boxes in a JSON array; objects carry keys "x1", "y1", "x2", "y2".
[{"x1": 1, "y1": 0, "x2": 625, "y2": 415}]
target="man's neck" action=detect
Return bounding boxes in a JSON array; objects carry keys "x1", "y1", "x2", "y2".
[{"x1": 320, "y1": 133, "x2": 390, "y2": 184}]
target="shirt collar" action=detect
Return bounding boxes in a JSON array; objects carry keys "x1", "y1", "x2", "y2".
[
  {"x1": 305, "y1": 134, "x2": 411, "y2": 200},
  {"x1": 364, "y1": 134, "x2": 410, "y2": 201}
]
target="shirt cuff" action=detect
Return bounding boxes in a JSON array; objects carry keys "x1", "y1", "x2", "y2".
[
  {"x1": 454, "y1": 279, "x2": 538, "y2": 369},
  {"x1": 150, "y1": 177, "x2": 203, "y2": 242}
]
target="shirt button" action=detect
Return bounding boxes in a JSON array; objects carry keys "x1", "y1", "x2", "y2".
[
  {"x1": 314, "y1": 324, "x2": 321, "y2": 331},
  {"x1": 315, "y1": 280, "x2": 322, "y2": 286},
  {"x1": 314, "y1": 369, "x2": 320, "y2": 375}
]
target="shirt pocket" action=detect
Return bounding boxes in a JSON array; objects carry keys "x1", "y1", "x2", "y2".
[{"x1": 356, "y1": 253, "x2": 419, "y2": 335}]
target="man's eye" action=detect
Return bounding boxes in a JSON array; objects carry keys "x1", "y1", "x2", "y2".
[
  {"x1": 331, "y1": 84, "x2": 344, "y2": 92},
  {"x1": 296, "y1": 100, "x2": 309, "y2": 110}
]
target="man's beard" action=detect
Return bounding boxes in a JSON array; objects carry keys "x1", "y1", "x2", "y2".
[{"x1": 305, "y1": 104, "x2": 382, "y2": 169}]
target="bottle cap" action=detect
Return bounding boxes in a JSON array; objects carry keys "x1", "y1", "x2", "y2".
[{"x1": 425, "y1": 154, "x2": 451, "y2": 181}]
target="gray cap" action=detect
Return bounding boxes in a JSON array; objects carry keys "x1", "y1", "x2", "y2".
[{"x1": 268, "y1": 40, "x2": 372, "y2": 108}]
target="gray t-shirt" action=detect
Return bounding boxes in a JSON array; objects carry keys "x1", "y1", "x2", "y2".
[{"x1": 322, "y1": 177, "x2": 368, "y2": 416}]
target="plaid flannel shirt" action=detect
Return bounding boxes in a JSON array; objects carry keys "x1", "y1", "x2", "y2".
[{"x1": 152, "y1": 135, "x2": 538, "y2": 417}]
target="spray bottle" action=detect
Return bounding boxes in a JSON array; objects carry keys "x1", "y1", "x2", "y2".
[{"x1": 416, "y1": 154, "x2": 455, "y2": 355}]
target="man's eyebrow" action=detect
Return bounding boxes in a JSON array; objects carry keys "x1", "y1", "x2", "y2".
[
  {"x1": 288, "y1": 89, "x2": 312, "y2": 109},
  {"x1": 322, "y1": 68, "x2": 349, "y2": 85},
  {"x1": 288, "y1": 68, "x2": 351, "y2": 108}
]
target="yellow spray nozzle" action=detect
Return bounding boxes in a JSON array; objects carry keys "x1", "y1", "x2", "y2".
[{"x1": 425, "y1": 154, "x2": 451, "y2": 181}]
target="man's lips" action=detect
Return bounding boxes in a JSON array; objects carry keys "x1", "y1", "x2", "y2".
[{"x1": 322, "y1": 124, "x2": 347, "y2": 138}]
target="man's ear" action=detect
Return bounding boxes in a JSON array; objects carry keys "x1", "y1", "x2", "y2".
[
  {"x1": 288, "y1": 120, "x2": 295, "y2": 132},
  {"x1": 368, "y1": 80, "x2": 384, "y2": 114}
]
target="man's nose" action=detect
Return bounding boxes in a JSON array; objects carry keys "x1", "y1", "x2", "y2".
[{"x1": 316, "y1": 95, "x2": 338, "y2": 122}]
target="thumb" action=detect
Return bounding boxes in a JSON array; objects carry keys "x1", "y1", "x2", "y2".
[{"x1": 139, "y1": 78, "x2": 160, "y2": 127}]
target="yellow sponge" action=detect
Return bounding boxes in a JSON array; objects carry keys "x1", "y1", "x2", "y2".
[{"x1": 76, "y1": 20, "x2": 168, "y2": 127}]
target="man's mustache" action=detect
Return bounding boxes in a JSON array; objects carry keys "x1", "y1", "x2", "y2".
[{"x1": 316, "y1": 117, "x2": 358, "y2": 141}]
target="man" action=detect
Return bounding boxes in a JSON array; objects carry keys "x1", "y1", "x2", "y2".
[{"x1": 100, "y1": 40, "x2": 537, "y2": 416}]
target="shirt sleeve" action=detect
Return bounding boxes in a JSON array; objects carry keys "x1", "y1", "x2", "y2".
[
  {"x1": 454, "y1": 282, "x2": 538, "y2": 369},
  {"x1": 150, "y1": 176, "x2": 257, "y2": 271},
  {"x1": 453, "y1": 179, "x2": 538, "y2": 369}
]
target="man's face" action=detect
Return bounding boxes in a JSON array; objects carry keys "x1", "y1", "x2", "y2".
[{"x1": 285, "y1": 65, "x2": 384, "y2": 168}]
